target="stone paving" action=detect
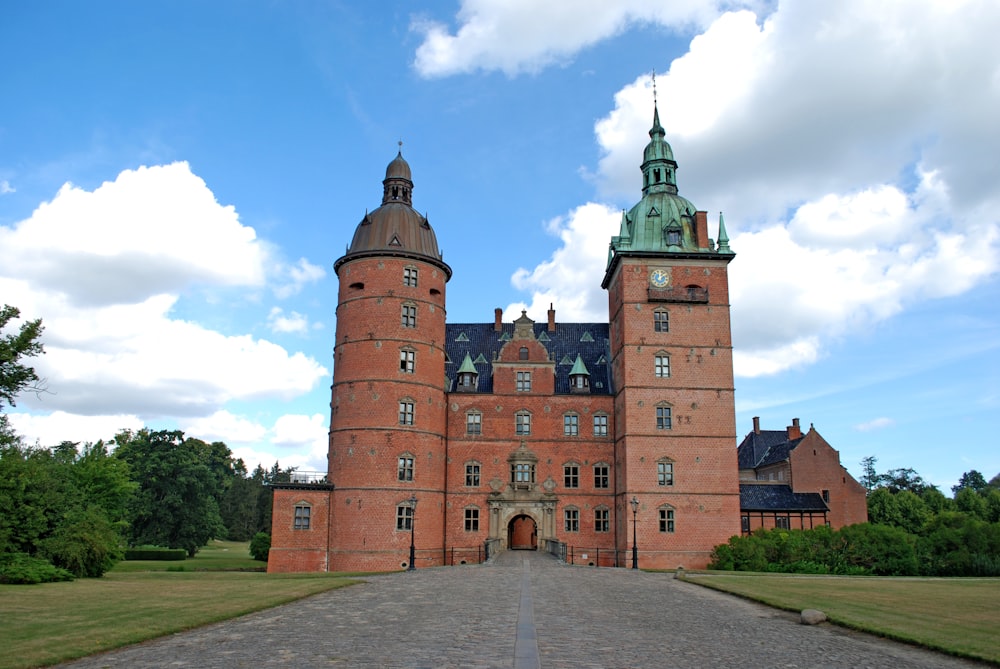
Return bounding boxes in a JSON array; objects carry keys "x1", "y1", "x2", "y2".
[{"x1": 57, "y1": 550, "x2": 986, "y2": 669}]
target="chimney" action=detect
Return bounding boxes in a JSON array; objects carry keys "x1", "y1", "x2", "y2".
[
  {"x1": 494, "y1": 308, "x2": 503, "y2": 332},
  {"x1": 752, "y1": 416, "x2": 760, "y2": 434},
  {"x1": 547, "y1": 303, "x2": 556, "y2": 332},
  {"x1": 787, "y1": 418, "x2": 802, "y2": 440}
]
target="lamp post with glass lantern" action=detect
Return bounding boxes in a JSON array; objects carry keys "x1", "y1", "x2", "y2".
[
  {"x1": 408, "y1": 494, "x2": 418, "y2": 571},
  {"x1": 629, "y1": 496, "x2": 639, "y2": 569}
]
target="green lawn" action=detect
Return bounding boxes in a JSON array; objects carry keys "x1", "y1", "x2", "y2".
[
  {"x1": 112, "y1": 539, "x2": 266, "y2": 572},
  {"x1": 685, "y1": 572, "x2": 1000, "y2": 664},
  {"x1": 0, "y1": 542, "x2": 367, "y2": 669}
]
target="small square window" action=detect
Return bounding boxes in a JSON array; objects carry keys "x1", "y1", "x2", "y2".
[
  {"x1": 516, "y1": 371, "x2": 531, "y2": 392},
  {"x1": 775, "y1": 516, "x2": 791, "y2": 530},
  {"x1": 294, "y1": 505, "x2": 311, "y2": 530},
  {"x1": 511, "y1": 463, "x2": 535, "y2": 484},
  {"x1": 403, "y1": 267, "x2": 418, "y2": 287},
  {"x1": 654, "y1": 311, "x2": 669, "y2": 332},
  {"x1": 401, "y1": 304, "x2": 417, "y2": 328},
  {"x1": 464, "y1": 508, "x2": 479, "y2": 532},
  {"x1": 564, "y1": 508, "x2": 579, "y2": 532}
]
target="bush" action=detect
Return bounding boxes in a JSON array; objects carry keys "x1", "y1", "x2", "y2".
[
  {"x1": 0, "y1": 553, "x2": 74, "y2": 584},
  {"x1": 123, "y1": 547, "x2": 187, "y2": 561},
  {"x1": 249, "y1": 532, "x2": 270, "y2": 562},
  {"x1": 39, "y1": 507, "x2": 124, "y2": 577}
]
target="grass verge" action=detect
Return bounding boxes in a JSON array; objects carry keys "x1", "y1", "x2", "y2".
[
  {"x1": 113, "y1": 539, "x2": 266, "y2": 572},
  {"x1": 683, "y1": 572, "x2": 1000, "y2": 664},
  {"x1": 1, "y1": 569, "x2": 363, "y2": 669}
]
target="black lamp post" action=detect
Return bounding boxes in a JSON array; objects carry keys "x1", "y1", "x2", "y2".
[
  {"x1": 407, "y1": 494, "x2": 418, "y2": 571},
  {"x1": 629, "y1": 496, "x2": 639, "y2": 570}
]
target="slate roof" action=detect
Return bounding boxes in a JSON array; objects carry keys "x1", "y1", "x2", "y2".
[
  {"x1": 739, "y1": 484, "x2": 828, "y2": 513},
  {"x1": 444, "y1": 322, "x2": 612, "y2": 395},
  {"x1": 736, "y1": 429, "x2": 804, "y2": 469}
]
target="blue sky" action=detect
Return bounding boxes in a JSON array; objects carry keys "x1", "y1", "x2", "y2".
[{"x1": 2, "y1": 1, "x2": 997, "y2": 491}]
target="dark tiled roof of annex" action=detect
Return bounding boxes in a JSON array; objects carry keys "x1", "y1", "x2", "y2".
[
  {"x1": 736, "y1": 429, "x2": 804, "y2": 470},
  {"x1": 739, "y1": 484, "x2": 827, "y2": 512},
  {"x1": 444, "y1": 321, "x2": 612, "y2": 395}
]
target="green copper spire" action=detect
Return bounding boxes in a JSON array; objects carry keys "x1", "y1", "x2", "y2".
[
  {"x1": 457, "y1": 352, "x2": 477, "y2": 375},
  {"x1": 569, "y1": 354, "x2": 590, "y2": 377},
  {"x1": 717, "y1": 212, "x2": 732, "y2": 254}
]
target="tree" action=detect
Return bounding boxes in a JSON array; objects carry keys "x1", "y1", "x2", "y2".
[
  {"x1": 0, "y1": 304, "x2": 45, "y2": 411},
  {"x1": 953, "y1": 470, "x2": 989, "y2": 495},
  {"x1": 113, "y1": 429, "x2": 225, "y2": 556},
  {"x1": 878, "y1": 467, "x2": 935, "y2": 495},
  {"x1": 860, "y1": 455, "x2": 880, "y2": 493}
]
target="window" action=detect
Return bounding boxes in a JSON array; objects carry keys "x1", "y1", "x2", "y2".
[
  {"x1": 293, "y1": 505, "x2": 311, "y2": 530},
  {"x1": 594, "y1": 464, "x2": 609, "y2": 489},
  {"x1": 511, "y1": 462, "x2": 535, "y2": 484},
  {"x1": 515, "y1": 411, "x2": 531, "y2": 436},
  {"x1": 654, "y1": 354, "x2": 670, "y2": 378},
  {"x1": 519, "y1": 346, "x2": 529, "y2": 360},
  {"x1": 399, "y1": 401, "x2": 414, "y2": 425},
  {"x1": 465, "y1": 462, "x2": 480, "y2": 487},
  {"x1": 775, "y1": 516, "x2": 791, "y2": 530},
  {"x1": 401, "y1": 304, "x2": 417, "y2": 328},
  {"x1": 400, "y1": 349, "x2": 415, "y2": 373},
  {"x1": 396, "y1": 504, "x2": 414, "y2": 531},
  {"x1": 822, "y1": 489, "x2": 830, "y2": 503},
  {"x1": 466, "y1": 411, "x2": 482, "y2": 435},
  {"x1": 594, "y1": 507, "x2": 609, "y2": 533},
  {"x1": 564, "y1": 508, "x2": 579, "y2": 532},
  {"x1": 657, "y1": 460, "x2": 674, "y2": 486},
  {"x1": 654, "y1": 310, "x2": 669, "y2": 332},
  {"x1": 666, "y1": 229, "x2": 681, "y2": 246},
  {"x1": 398, "y1": 455, "x2": 414, "y2": 482},
  {"x1": 563, "y1": 413, "x2": 579, "y2": 436},
  {"x1": 563, "y1": 464, "x2": 579, "y2": 488},
  {"x1": 656, "y1": 406, "x2": 672, "y2": 430},
  {"x1": 593, "y1": 414, "x2": 608, "y2": 437},
  {"x1": 464, "y1": 507, "x2": 479, "y2": 532},
  {"x1": 403, "y1": 267, "x2": 418, "y2": 287},
  {"x1": 516, "y1": 371, "x2": 531, "y2": 392},
  {"x1": 659, "y1": 507, "x2": 675, "y2": 533},
  {"x1": 741, "y1": 516, "x2": 750, "y2": 533}
]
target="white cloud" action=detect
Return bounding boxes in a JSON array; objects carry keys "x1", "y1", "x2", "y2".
[
  {"x1": 273, "y1": 257, "x2": 326, "y2": 299},
  {"x1": 855, "y1": 417, "x2": 895, "y2": 432},
  {"x1": 267, "y1": 306, "x2": 310, "y2": 334},
  {"x1": 0, "y1": 163, "x2": 330, "y2": 421},
  {"x1": 411, "y1": 0, "x2": 747, "y2": 77},
  {"x1": 0, "y1": 179, "x2": 14, "y2": 194},
  {"x1": 179, "y1": 410, "x2": 269, "y2": 444},
  {"x1": 7, "y1": 411, "x2": 144, "y2": 447},
  {"x1": 504, "y1": 1, "x2": 1000, "y2": 377}
]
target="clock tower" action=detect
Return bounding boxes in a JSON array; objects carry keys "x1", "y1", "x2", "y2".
[{"x1": 602, "y1": 104, "x2": 740, "y2": 569}]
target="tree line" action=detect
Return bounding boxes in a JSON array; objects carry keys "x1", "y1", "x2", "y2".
[
  {"x1": 0, "y1": 304, "x2": 295, "y2": 582},
  {"x1": 710, "y1": 457, "x2": 1000, "y2": 576}
]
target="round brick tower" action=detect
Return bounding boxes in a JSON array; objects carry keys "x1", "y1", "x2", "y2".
[{"x1": 328, "y1": 149, "x2": 451, "y2": 571}]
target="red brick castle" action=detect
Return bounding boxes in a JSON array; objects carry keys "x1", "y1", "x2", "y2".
[{"x1": 268, "y1": 106, "x2": 864, "y2": 572}]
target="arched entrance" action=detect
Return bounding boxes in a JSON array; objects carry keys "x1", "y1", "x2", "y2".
[{"x1": 508, "y1": 514, "x2": 537, "y2": 550}]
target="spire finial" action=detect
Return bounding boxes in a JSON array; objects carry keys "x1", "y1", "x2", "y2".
[
  {"x1": 398, "y1": 139, "x2": 403, "y2": 154},
  {"x1": 652, "y1": 69, "x2": 657, "y2": 106}
]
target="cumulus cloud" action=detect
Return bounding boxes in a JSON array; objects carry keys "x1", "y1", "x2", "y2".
[
  {"x1": 500, "y1": 1, "x2": 1000, "y2": 377},
  {"x1": 273, "y1": 257, "x2": 326, "y2": 299},
  {"x1": 267, "y1": 307, "x2": 311, "y2": 334},
  {"x1": 0, "y1": 180, "x2": 14, "y2": 194},
  {"x1": 7, "y1": 411, "x2": 144, "y2": 447},
  {"x1": 411, "y1": 0, "x2": 748, "y2": 77},
  {"x1": 0, "y1": 163, "x2": 329, "y2": 422}
]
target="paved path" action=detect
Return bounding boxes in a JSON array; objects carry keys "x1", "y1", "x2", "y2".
[{"x1": 58, "y1": 551, "x2": 985, "y2": 668}]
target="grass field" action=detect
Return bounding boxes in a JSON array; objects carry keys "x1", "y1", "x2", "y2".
[
  {"x1": 0, "y1": 541, "x2": 367, "y2": 669},
  {"x1": 685, "y1": 572, "x2": 1000, "y2": 664}
]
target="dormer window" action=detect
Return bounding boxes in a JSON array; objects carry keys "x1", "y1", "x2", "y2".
[{"x1": 519, "y1": 347, "x2": 529, "y2": 360}]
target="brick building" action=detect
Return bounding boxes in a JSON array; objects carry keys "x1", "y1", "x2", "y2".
[
  {"x1": 737, "y1": 417, "x2": 868, "y2": 533},
  {"x1": 268, "y1": 106, "x2": 857, "y2": 573}
]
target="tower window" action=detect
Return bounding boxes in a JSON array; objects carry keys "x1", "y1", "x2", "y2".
[
  {"x1": 657, "y1": 460, "x2": 674, "y2": 486},
  {"x1": 396, "y1": 504, "x2": 414, "y2": 531},
  {"x1": 653, "y1": 168, "x2": 661, "y2": 183},
  {"x1": 656, "y1": 406, "x2": 672, "y2": 430},
  {"x1": 403, "y1": 267, "x2": 418, "y2": 287},
  {"x1": 516, "y1": 371, "x2": 532, "y2": 392},
  {"x1": 399, "y1": 401, "x2": 414, "y2": 426},
  {"x1": 659, "y1": 507, "x2": 675, "y2": 533},
  {"x1": 519, "y1": 346, "x2": 529, "y2": 360},
  {"x1": 654, "y1": 310, "x2": 669, "y2": 332},
  {"x1": 400, "y1": 349, "x2": 415, "y2": 373},
  {"x1": 666, "y1": 229, "x2": 681, "y2": 246},
  {"x1": 401, "y1": 304, "x2": 417, "y2": 328},
  {"x1": 654, "y1": 354, "x2": 670, "y2": 378},
  {"x1": 293, "y1": 505, "x2": 311, "y2": 530},
  {"x1": 398, "y1": 455, "x2": 414, "y2": 481}
]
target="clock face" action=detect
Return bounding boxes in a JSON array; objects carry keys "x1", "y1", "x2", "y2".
[{"x1": 649, "y1": 269, "x2": 670, "y2": 288}]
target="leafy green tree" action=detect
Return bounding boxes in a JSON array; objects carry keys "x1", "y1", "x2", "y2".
[
  {"x1": 894, "y1": 490, "x2": 932, "y2": 534},
  {"x1": 867, "y1": 488, "x2": 901, "y2": 526},
  {"x1": 920, "y1": 487, "x2": 954, "y2": 514},
  {"x1": 114, "y1": 429, "x2": 225, "y2": 556},
  {"x1": 860, "y1": 455, "x2": 880, "y2": 492},
  {"x1": 835, "y1": 523, "x2": 919, "y2": 575},
  {"x1": 953, "y1": 470, "x2": 989, "y2": 495},
  {"x1": 39, "y1": 506, "x2": 123, "y2": 577},
  {"x1": 878, "y1": 467, "x2": 935, "y2": 495},
  {"x1": 220, "y1": 459, "x2": 262, "y2": 541},
  {"x1": 0, "y1": 304, "x2": 45, "y2": 410},
  {"x1": 955, "y1": 487, "x2": 988, "y2": 521}
]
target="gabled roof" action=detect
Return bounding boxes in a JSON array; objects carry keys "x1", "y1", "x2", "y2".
[
  {"x1": 444, "y1": 322, "x2": 612, "y2": 394},
  {"x1": 739, "y1": 484, "x2": 827, "y2": 513},
  {"x1": 736, "y1": 429, "x2": 805, "y2": 469}
]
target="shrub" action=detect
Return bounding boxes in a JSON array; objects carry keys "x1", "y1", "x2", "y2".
[
  {"x1": 39, "y1": 507, "x2": 124, "y2": 577},
  {"x1": 0, "y1": 553, "x2": 74, "y2": 584},
  {"x1": 249, "y1": 532, "x2": 270, "y2": 562}
]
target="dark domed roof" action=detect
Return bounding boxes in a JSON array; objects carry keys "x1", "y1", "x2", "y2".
[{"x1": 335, "y1": 149, "x2": 451, "y2": 279}]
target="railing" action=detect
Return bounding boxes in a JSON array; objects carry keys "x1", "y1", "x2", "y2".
[
  {"x1": 484, "y1": 538, "x2": 502, "y2": 562},
  {"x1": 541, "y1": 538, "x2": 567, "y2": 561},
  {"x1": 564, "y1": 545, "x2": 620, "y2": 567},
  {"x1": 288, "y1": 471, "x2": 329, "y2": 484}
]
